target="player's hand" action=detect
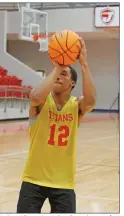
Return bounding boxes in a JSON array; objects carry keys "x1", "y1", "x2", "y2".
[
  {"x1": 78, "y1": 38, "x2": 88, "y2": 67},
  {"x1": 52, "y1": 61, "x2": 67, "y2": 71}
]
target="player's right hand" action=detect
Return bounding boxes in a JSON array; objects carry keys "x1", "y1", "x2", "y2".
[{"x1": 52, "y1": 61, "x2": 67, "y2": 71}]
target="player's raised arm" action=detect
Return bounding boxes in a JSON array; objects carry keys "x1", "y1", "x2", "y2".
[
  {"x1": 30, "y1": 64, "x2": 64, "y2": 106},
  {"x1": 78, "y1": 39, "x2": 96, "y2": 117}
]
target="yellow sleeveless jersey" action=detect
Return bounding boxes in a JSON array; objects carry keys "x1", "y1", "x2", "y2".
[{"x1": 23, "y1": 93, "x2": 78, "y2": 189}]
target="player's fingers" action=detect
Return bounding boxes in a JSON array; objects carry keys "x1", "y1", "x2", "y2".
[
  {"x1": 76, "y1": 39, "x2": 83, "y2": 51},
  {"x1": 52, "y1": 60, "x2": 67, "y2": 70},
  {"x1": 80, "y1": 38, "x2": 87, "y2": 53},
  {"x1": 52, "y1": 61, "x2": 60, "y2": 67},
  {"x1": 79, "y1": 39, "x2": 87, "y2": 56},
  {"x1": 79, "y1": 37, "x2": 85, "y2": 47}
]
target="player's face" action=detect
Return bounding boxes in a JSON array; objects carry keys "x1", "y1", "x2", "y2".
[{"x1": 53, "y1": 67, "x2": 75, "y2": 93}]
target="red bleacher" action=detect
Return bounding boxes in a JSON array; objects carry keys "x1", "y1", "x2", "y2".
[{"x1": 0, "y1": 66, "x2": 32, "y2": 99}]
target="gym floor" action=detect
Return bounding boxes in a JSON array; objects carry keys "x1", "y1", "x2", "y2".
[{"x1": 0, "y1": 113, "x2": 119, "y2": 213}]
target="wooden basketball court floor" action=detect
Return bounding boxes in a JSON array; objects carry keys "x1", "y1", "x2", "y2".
[{"x1": 0, "y1": 113, "x2": 119, "y2": 213}]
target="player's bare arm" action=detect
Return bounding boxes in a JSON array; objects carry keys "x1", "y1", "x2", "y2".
[
  {"x1": 29, "y1": 64, "x2": 65, "y2": 117},
  {"x1": 78, "y1": 39, "x2": 96, "y2": 121}
]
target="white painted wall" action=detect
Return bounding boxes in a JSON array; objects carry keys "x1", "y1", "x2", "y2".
[
  {"x1": 7, "y1": 8, "x2": 103, "y2": 34},
  {"x1": 7, "y1": 39, "x2": 119, "y2": 110}
]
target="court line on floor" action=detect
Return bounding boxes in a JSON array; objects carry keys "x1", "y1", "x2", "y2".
[
  {"x1": 0, "y1": 187, "x2": 19, "y2": 191},
  {"x1": 82, "y1": 135, "x2": 118, "y2": 142},
  {"x1": 80, "y1": 135, "x2": 118, "y2": 150},
  {"x1": 0, "y1": 135, "x2": 118, "y2": 158},
  {"x1": 0, "y1": 150, "x2": 28, "y2": 158},
  {"x1": 0, "y1": 186, "x2": 118, "y2": 202},
  {"x1": 81, "y1": 145, "x2": 118, "y2": 150},
  {"x1": 77, "y1": 194, "x2": 118, "y2": 201}
]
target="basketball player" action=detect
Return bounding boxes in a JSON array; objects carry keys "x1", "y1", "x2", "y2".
[{"x1": 17, "y1": 39, "x2": 96, "y2": 213}]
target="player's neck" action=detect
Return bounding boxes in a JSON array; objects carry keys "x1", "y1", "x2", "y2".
[{"x1": 52, "y1": 91, "x2": 71, "y2": 105}]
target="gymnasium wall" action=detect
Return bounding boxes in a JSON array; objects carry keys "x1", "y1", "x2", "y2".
[
  {"x1": 7, "y1": 8, "x2": 102, "y2": 34},
  {"x1": 7, "y1": 38, "x2": 119, "y2": 110},
  {"x1": 0, "y1": 11, "x2": 41, "y2": 87}
]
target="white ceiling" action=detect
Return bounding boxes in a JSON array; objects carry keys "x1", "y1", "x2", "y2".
[{"x1": 0, "y1": 2, "x2": 120, "y2": 11}]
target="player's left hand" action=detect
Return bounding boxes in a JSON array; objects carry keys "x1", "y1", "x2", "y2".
[{"x1": 78, "y1": 38, "x2": 88, "y2": 67}]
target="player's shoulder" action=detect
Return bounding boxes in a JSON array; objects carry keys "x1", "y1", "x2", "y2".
[
  {"x1": 71, "y1": 95, "x2": 84, "y2": 103},
  {"x1": 69, "y1": 95, "x2": 82, "y2": 110},
  {"x1": 78, "y1": 96, "x2": 84, "y2": 103},
  {"x1": 70, "y1": 95, "x2": 84, "y2": 111}
]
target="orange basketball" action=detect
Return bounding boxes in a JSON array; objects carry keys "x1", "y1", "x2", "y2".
[{"x1": 48, "y1": 30, "x2": 82, "y2": 66}]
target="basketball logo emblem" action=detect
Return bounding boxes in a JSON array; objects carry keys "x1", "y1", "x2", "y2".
[{"x1": 101, "y1": 8, "x2": 115, "y2": 25}]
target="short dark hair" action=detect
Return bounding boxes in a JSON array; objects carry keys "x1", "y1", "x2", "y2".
[{"x1": 68, "y1": 66, "x2": 77, "y2": 89}]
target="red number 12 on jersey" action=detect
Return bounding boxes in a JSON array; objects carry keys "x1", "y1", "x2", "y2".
[{"x1": 48, "y1": 124, "x2": 69, "y2": 146}]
